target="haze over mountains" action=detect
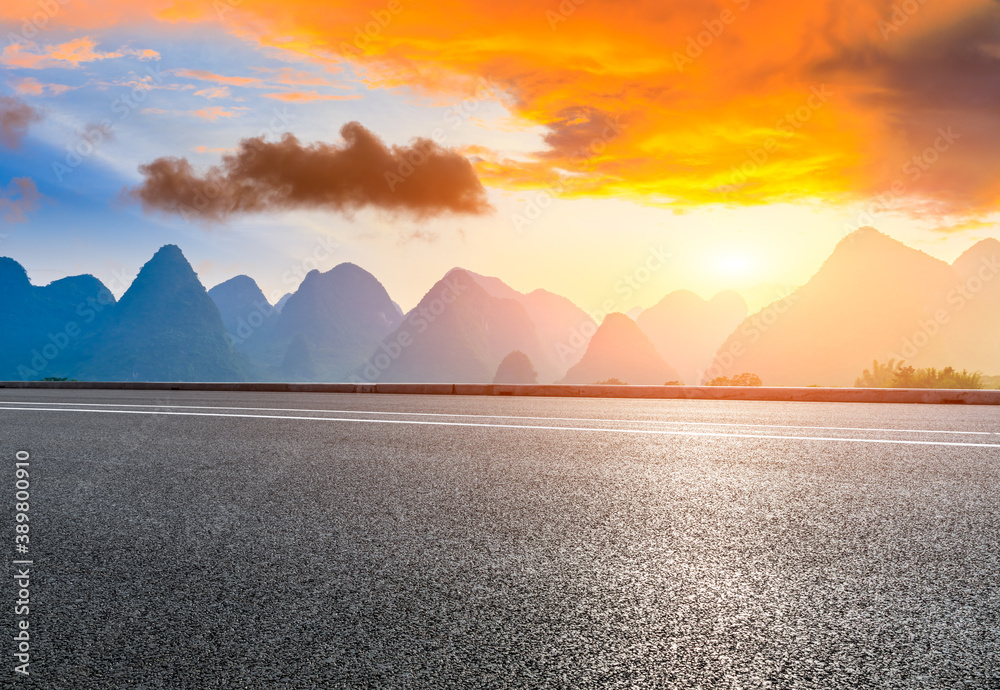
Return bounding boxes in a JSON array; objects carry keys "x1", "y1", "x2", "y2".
[
  {"x1": 366, "y1": 269, "x2": 548, "y2": 384},
  {"x1": 0, "y1": 257, "x2": 114, "y2": 381},
  {"x1": 560, "y1": 313, "x2": 680, "y2": 385},
  {"x1": 637, "y1": 290, "x2": 747, "y2": 384},
  {"x1": 708, "y1": 228, "x2": 1000, "y2": 386},
  {"x1": 233, "y1": 263, "x2": 403, "y2": 382},
  {"x1": 80, "y1": 245, "x2": 247, "y2": 382},
  {"x1": 2, "y1": 227, "x2": 998, "y2": 385}
]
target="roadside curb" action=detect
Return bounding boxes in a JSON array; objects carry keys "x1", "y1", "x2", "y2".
[{"x1": 1, "y1": 381, "x2": 998, "y2": 405}]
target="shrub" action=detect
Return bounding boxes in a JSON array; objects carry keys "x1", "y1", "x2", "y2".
[
  {"x1": 855, "y1": 360, "x2": 983, "y2": 389},
  {"x1": 706, "y1": 373, "x2": 762, "y2": 386}
]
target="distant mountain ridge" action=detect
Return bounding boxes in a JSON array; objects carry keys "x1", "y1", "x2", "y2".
[
  {"x1": 209, "y1": 275, "x2": 275, "y2": 343},
  {"x1": 637, "y1": 289, "x2": 747, "y2": 384},
  {"x1": 561, "y1": 312, "x2": 681, "y2": 385},
  {"x1": 706, "y1": 227, "x2": 981, "y2": 386},
  {"x1": 944, "y1": 237, "x2": 1000, "y2": 374},
  {"x1": 464, "y1": 270, "x2": 597, "y2": 381},
  {"x1": 363, "y1": 268, "x2": 548, "y2": 383},
  {"x1": 0, "y1": 258, "x2": 116, "y2": 380},
  {"x1": 3, "y1": 228, "x2": 1000, "y2": 384},
  {"x1": 79, "y1": 245, "x2": 246, "y2": 382},
  {"x1": 239, "y1": 262, "x2": 402, "y2": 382}
]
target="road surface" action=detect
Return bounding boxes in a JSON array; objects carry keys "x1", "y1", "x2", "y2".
[{"x1": 1, "y1": 389, "x2": 998, "y2": 687}]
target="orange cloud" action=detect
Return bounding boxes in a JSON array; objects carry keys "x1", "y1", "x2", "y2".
[
  {"x1": 0, "y1": 37, "x2": 124, "y2": 69},
  {"x1": 126, "y1": 48, "x2": 161, "y2": 61},
  {"x1": 140, "y1": 0, "x2": 999, "y2": 215},
  {"x1": 250, "y1": 66, "x2": 338, "y2": 87},
  {"x1": 173, "y1": 69, "x2": 263, "y2": 87},
  {"x1": 6, "y1": 0, "x2": 1000, "y2": 214},
  {"x1": 0, "y1": 0, "x2": 173, "y2": 30},
  {"x1": 194, "y1": 86, "x2": 232, "y2": 99},
  {"x1": 930, "y1": 218, "x2": 998, "y2": 235},
  {"x1": 192, "y1": 106, "x2": 244, "y2": 120},
  {"x1": 263, "y1": 91, "x2": 361, "y2": 102},
  {"x1": 142, "y1": 106, "x2": 246, "y2": 120},
  {"x1": 10, "y1": 77, "x2": 73, "y2": 96},
  {"x1": 192, "y1": 145, "x2": 234, "y2": 153}
]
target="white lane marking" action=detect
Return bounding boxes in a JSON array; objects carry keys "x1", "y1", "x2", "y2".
[
  {"x1": 0, "y1": 406, "x2": 998, "y2": 448},
  {"x1": 0, "y1": 400, "x2": 991, "y2": 437}
]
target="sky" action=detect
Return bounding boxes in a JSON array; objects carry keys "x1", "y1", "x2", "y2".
[{"x1": 2, "y1": 0, "x2": 999, "y2": 315}]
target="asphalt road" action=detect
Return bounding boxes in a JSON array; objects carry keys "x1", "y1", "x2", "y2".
[{"x1": 1, "y1": 389, "x2": 999, "y2": 688}]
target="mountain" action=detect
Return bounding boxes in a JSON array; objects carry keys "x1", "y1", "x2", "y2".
[
  {"x1": 240, "y1": 263, "x2": 401, "y2": 381},
  {"x1": 367, "y1": 269, "x2": 546, "y2": 383},
  {"x1": 465, "y1": 271, "x2": 596, "y2": 381},
  {"x1": 0, "y1": 257, "x2": 31, "y2": 298},
  {"x1": 493, "y1": 350, "x2": 538, "y2": 384},
  {"x1": 560, "y1": 312, "x2": 680, "y2": 384},
  {"x1": 953, "y1": 237, "x2": 1000, "y2": 279},
  {"x1": 637, "y1": 289, "x2": 747, "y2": 384},
  {"x1": 280, "y1": 333, "x2": 316, "y2": 381},
  {"x1": 274, "y1": 292, "x2": 292, "y2": 313},
  {"x1": 208, "y1": 275, "x2": 276, "y2": 343},
  {"x1": 6, "y1": 230, "x2": 999, "y2": 386},
  {"x1": 0, "y1": 257, "x2": 116, "y2": 380},
  {"x1": 79, "y1": 245, "x2": 246, "y2": 382},
  {"x1": 706, "y1": 227, "x2": 966, "y2": 386},
  {"x1": 946, "y1": 238, "x2": 1000, "y2": 373}
]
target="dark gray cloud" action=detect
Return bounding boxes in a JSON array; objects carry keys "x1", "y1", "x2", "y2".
[
  {"x1": 0, "y1": 178, "x2": 41, "y2": 223},
  {"x1": 0, "y1": 96, "x2": 42, "y2": 149},
  {"x1": 539, "y1": 106, "x2": 627, "y2": 161},
  {"x1": 130, "y1": 122, "x2": 492, "y2": 221},
  {"x1": 811, "y1": 3, "x2": 1000, "y2": 210}
]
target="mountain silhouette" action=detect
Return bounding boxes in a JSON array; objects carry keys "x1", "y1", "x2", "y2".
[
  {"x1": 274, "y1": 292, "x2": 292, "y2": 313},
  {"x1": 79, "y1": 245, "x2": 246, "y2": 381},
  {"x1": 493, "y1": 350, "x2": 539, "y2": 384},
  {"x1": 706, "y1": 227, "x2": 965, "y2": 386},
  {"x1": 465, "y1": 271, "x2": 596, "y2": 381},
  {"x1": 366, "y1": 269, "x2": 546, "y2": 383},
  {"x1": 241, "y1": 263, "x2": 401, "y2": 381},
  {"x1": 208, "y1": 275, "x2": 276, "y2": 343},
  {"x1": 560, "y1": 312, "x2": 680, "y2": 384},
  {"x1": 280, "y1": 332, "x2": 317, "y2": 381},
  {"x1": 0, "y1": 258, "x2": 116, "y2": 380},
  {"x1": 4, "y1": 229, "x2": 1000, "y2": 386},
  {"x1": 945, "y1": 238, "x2": 1000, "y2": 374},
  {"x1": 637, "y1": 289, "x2": 747, "y2": 385}
]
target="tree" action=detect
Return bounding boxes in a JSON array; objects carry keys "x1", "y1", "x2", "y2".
[
  {"x1": 855, "y1": 359, "x2": 983, "y2": 389},
  {"x1": 892, "y1": 364, "x2": 916, "y2": 388},
  {"x1": 854, "y1": 358, "x2": 900, "y2": 387}
]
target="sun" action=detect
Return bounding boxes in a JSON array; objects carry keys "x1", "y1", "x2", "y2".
[{"x1": 712, "y1": 253, "x2": 757, "y2": 278}]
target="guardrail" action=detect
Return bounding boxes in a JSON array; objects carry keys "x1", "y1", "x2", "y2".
[{"x1": 1, "y1": 381, "x2": 999, "y2": 404}]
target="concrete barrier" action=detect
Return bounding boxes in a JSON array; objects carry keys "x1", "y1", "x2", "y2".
[{"x1": 1, "y1": 381, "x2": 999, "y2": 404}]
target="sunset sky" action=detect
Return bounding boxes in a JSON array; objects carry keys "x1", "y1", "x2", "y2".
[{"x1": 2, "y1": 0, "x2": 999, "y2": 314}]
